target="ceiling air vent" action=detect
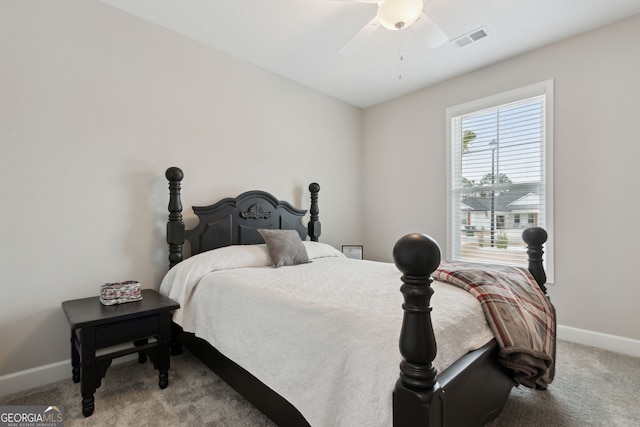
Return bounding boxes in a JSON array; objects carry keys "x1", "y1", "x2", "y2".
[{"x1": 452, "y1": 26, "x2": 490, "y2": 48}]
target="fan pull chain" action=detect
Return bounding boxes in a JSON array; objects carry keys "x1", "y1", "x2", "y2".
[{"x1": 397, "y1": 22, "x2": 405, "y2": 80}]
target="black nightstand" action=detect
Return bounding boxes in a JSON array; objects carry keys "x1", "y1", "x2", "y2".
[{"x1": 62, "y1": 289, "x2": 179, "y2": 417}]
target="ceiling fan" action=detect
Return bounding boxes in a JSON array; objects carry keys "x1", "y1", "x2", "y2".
[{"x1": 332, "y1": 0, "x2": 449, "y2": 54}]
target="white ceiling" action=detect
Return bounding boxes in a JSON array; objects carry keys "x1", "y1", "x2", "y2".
[{"x1": 97, "y1": 0, "x2": 640, "y2": 108}]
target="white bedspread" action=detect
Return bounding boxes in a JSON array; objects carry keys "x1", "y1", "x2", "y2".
[{"x1": 160, "y1": 242, "x2": 493, "y2": 427}]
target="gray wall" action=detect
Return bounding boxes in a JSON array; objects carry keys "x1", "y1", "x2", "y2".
[
  {"x1": 363, "y1": 14, "x2": 640, "y2": 342},
  {"x1": 0, "y1": 0, "x2": 362, "y2": 377}
]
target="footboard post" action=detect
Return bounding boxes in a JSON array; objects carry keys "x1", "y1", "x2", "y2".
[
  {"x1": 308, "y1": 182, "x2": 321, "y2": 242},
  {"x1": 522, "y1": 227, "x2": 548, "y2": 294},
  {"x1": 392, "y1": 234, "x2": 442, "y2": 427},
  {"x1": 166, "y1": 167, "x2": 185, "y2": 268}
]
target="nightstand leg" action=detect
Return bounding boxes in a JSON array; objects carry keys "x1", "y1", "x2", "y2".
[
  {"x1": 80, "y1": 326, "x2": 97, "y2": 417},
  {"x1": 70, "y1": 330, "x2": 80, "y2": 383},
  {"x1": 82, "y1": 396, "x2": 95, "y2": 417},
  {"x1": 134, "y1": 338, "x2": 148, "y2": 364},
  {"x1": 158, "y1": 313, "x2": 171, "y2": 389},
  {"x1": 159, "y1": 369, "x2": 169, "y2": 389}
]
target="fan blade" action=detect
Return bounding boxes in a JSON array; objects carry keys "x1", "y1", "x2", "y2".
[
  {"x1": 337, "y1": 16, "x2": 381, "y2": 55},
  {"x1": 410, "y1": 12, "x2": 448, "y2": 48}
]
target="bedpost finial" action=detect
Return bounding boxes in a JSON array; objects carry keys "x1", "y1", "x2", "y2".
[
  {"x1": 522, "y1": 227, "x2": 548, "y2": 246},
  {"x1": 166, "y1": 166, "x2": 185, "y2": 268},
  {"x1": 393, "y1": 233, "x2": 440, "y2": 395},
  {"x1": 522, "y1": 227, "x2": 548, "y2": 293},
  {"x1": 166, "y1": 167, "x2": 184, "y2": 181},
  {"x1": 308, "y1": 182, "x2": 321, "y2": 242},
  {"x1": 393, "y1": 233, "x2": 441, "y2": 277}
]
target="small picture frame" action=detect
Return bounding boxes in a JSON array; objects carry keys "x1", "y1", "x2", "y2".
[{"x1": 342, "y1": 245, "x2": 363, "y2": 260}]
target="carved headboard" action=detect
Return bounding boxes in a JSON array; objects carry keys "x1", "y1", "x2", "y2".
[{"x1": 165, "y1": 167, "x2": 321, "y2": 268}]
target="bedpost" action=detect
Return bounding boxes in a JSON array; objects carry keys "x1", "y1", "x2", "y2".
[
  {"x1": 392, "y1": 233, "x2": 442, "y2": 426},
  {"x1": 308, "y1": 182, "x2": 321, "y2": 242},
  {"x1": 166, "y1": 167, "x2": 185, "y2": 268},
  {"x1": 522, "y1": 227, "x2": 548, "y2": 294}
]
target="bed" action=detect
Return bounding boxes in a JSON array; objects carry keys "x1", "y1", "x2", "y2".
[{"x1": 161, "y1": 166, "x2": 555, "y2": 427}]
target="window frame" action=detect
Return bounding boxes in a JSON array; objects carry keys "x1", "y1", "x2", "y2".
[{"x1": 445, "y1": 80, "x2": 554, "y2": 283}]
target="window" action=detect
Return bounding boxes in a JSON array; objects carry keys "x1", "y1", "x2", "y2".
[{"x1": 446, "y1": 81, "x2": 553, "y2": 281}]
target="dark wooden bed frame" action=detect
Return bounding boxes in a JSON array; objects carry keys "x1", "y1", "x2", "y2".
[{"x1": 164, "y1": 166, "x2": 549, "y2": 427}]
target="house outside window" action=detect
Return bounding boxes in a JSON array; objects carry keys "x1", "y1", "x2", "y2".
[{"x1": 446, "y1": 81, "x2": 554, "y2": 281}]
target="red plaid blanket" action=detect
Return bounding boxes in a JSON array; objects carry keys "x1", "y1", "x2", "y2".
[{"x1": 433, "y1": 261, "x2": 556, "y2": 389}]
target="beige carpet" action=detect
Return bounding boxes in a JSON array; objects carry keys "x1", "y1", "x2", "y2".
[{"x1": 2, "y1": 340, "x2": 639, "y2": 426}]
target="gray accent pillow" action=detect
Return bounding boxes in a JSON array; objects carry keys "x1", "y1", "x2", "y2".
[{"x1": 257, "y1": 229, "x2": 309, "y2": 268}]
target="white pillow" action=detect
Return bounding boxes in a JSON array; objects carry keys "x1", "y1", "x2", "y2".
[
  {"x1": 174, "y1": 244, "x2": 270, "y2": 274},
  {"x1": 303, "y1": 241, "x2": 346, "y2": 260}
]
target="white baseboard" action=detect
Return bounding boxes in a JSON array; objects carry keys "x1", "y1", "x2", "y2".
[
  {"x1": 0, "y1": 354, "x2": 137, "y2": 398},
  {"x1": 557, "y1": 324, "x2": 640, "y2": 357},
  {"x1": 0, "y1": 360, "x2": 70, "y2": 398}
]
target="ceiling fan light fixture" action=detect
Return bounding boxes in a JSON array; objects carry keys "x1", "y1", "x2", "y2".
[{"x1": 377, "y1": 0, "x2": 424, "y2": 30}]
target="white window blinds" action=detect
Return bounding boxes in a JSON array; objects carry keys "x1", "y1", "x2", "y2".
[{"x1": 446, "y1": 81, "x2": 553, "y2": 277}]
